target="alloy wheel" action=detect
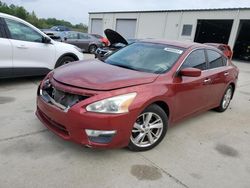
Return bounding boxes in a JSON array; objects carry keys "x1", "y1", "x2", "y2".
[
  {"x1": 130, "y1": 112, "x2": 163, "y2": 148},
  {"x1": 222, "y1": 87, "x2": 232, "y2": 109}
]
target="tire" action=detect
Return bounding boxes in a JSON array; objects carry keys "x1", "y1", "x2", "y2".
[
  {"x1": 88, "y1": 45, "x2": 97, "y2": 54},
  {"x1": 55, "y1": 56, "x2": 75, "y2": 68},
  {"x1": 128, "y1": 104, "x2": 168, "y2": 151},
  {"x1": 215, "y1": 85, "x2": 233, "y2": 112}
]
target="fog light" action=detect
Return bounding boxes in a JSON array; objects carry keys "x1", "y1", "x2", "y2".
[
  {"x1": 85, "y1": 129, "x2": 116, "y2": 144},
  {"x1": 85, "y1": 129, "x2": 116, "y2": 137}
]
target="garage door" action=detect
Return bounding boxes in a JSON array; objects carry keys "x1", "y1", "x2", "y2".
[
  {"x1": 233, "y1": 20, "x2": 250, "y2": 61},
  {"x1": 194, "y1": 20, "x2": 233, "y2": 44},
  {"x1": 91, "y1": 19, "x2": 103, "y2": 35},
  {"x1": 116, "y1": 19, "x2": 137, "y2": 39}
]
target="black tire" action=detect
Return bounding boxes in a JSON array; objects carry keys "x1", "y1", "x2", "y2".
[
  {"x1": 88, "y1": 45, "x2": 97, "y2": 54},
  {"x1": 128, "y1": 104, "x2": 168, "y2": 151},
  {"x1": 55, "y1": 56, "x2": 75, "y2": 68},
  {"x1": 215, "y1": 85, "x2": 233, "y2": 112}
]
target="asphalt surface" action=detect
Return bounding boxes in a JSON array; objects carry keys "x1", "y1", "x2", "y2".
[{"x1": 0, "y1": 55, "x2": 250, "y2": 188}]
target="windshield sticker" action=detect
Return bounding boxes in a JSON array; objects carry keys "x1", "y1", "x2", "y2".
[{"x1": 164, "y1": 48, "x2": 183, "y2": 54}]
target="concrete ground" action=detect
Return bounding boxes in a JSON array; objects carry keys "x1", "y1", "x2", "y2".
[{"x1": 0, "y1": 55, "x2": 250, "y2": 188}]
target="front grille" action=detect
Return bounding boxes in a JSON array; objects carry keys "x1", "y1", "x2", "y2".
[{"x1": 41, "y1": 79, "x2": 89, "y2": 110}]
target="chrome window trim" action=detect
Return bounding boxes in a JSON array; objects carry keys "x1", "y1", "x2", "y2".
[
  {"x1": 175, "y1": 48, "x2": 206, "y2": 74},
  {"x1": 175, "y1": 47, "x2": 229, "y2": 76}
]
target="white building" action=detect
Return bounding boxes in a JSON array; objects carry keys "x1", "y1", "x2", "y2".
[{"x1": 89, "y1": 8, "x2": 250, "y2": 60}]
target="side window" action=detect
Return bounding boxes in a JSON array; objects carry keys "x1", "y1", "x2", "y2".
[
  {"x1": 181, "y1": 49, "x2": 207, "y2": 70},
  {"x1": 79, "y1": 33, "x2": 90, "y2": 39},
  {"x1": 207, "y1": 50, "x2": 225, "y2": 69},
  {"x1": 0, "y1": 19, "x2": 3, "y2": 38},
  {"x1": 0, "y1": 27, "x2": 3, "y2": 38},
  {"x1": 5, "y1": 18, "x2": 43, "y2": 43},
  {"x1": 67, "y1": 32, "x2": 78, "y2": 39},
  {"x1": 222, "y1": 56, "x2": 228, "y2": 66}
]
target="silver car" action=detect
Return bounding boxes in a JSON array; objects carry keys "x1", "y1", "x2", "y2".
[{"x1": 64, "y1": 31, "x2": 104, "y2": 53}]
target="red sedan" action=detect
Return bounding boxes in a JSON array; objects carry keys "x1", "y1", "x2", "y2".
[{"x1": 36, "y1": 40, "x2": 239, "y2": 151}]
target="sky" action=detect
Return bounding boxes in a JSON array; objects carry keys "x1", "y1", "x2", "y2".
[{"x1": 3, "y1": 0, "x2": 250, "y2": 25}]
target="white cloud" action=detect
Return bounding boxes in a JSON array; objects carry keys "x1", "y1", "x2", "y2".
[{"x1": 3, "y1": 0, "x2": 250, "y2": 24}]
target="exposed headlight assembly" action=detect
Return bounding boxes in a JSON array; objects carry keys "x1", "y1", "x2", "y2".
[{"x1": 86, "y1": 93, "x2": 137, "y2": 114}]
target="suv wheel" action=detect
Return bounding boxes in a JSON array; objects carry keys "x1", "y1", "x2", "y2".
[{"x1": 55, "y1": 56, "x2": 75, "y2": 68}]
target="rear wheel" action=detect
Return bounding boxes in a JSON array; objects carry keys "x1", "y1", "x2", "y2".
[
  {"x1": 128, "y1": 104, "x2": 168, "y2": 151},
  {"x1": 215, "y1": 85, "x2": 233, "y2": 112},
  {"x1": 89, "y1": 45, "x2": 97, "y2": 54},
  {"x1": 55, "y1": 56, "x2": 75, "y2": 68}
]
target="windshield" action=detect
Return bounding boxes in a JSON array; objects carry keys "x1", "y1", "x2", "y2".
[{"x1": 105, "y1": 42, "x2": 184, "y2": 74}]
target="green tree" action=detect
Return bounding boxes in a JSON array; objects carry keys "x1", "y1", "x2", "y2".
[{"x1": 0, "y1": 0, "x2": 88, "y2": 32}]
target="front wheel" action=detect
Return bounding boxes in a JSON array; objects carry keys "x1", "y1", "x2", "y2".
[
  {"x1": 215, "y1": 85, "x2": 233, "y2": 112},
  {"x1": 55, "y1": 56, "x2": 75, "y2": 68},
  {"x1": 128, "y1": 104, "x2": 168, "y2": 151}
]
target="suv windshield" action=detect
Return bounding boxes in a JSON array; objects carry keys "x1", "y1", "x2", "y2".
[{"x1": 105, "y1": 42, "x2": 184, "y2": 74}]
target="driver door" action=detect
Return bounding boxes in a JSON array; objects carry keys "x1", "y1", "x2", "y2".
[
  {"x1": 4, "y1": 18, "x2": 55, "y2": 76},
  {"x1": 173, "y1": 49, "x2": 212, "y2": 122}
]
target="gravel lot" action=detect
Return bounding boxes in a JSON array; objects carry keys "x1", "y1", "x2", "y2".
[{"x1": 0, "y1": 55, "x2": 250, "y2": 188}]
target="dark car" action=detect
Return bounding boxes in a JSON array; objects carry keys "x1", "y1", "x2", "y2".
[
  {"x1": 41, "y1": 26, "x2": 70, "y2": 41},
  {"x1": 64, "y1": 31, "x2": 104, "y2": 53},
  {"x1": 50, "y1": 25, "x2": 71, "y2": 32},
  {"x1": 42, "y1": 31, "x2": 66, "y2": 42},
  {"x1": 205, "y1": 43, "x2": 233, "y2": 59},
  {"x1": 36, "y1": 40, "x2": 239, "y2": 151},
  {"x1": 95, "y1": 29, "x2": 140, "y2": 61}
]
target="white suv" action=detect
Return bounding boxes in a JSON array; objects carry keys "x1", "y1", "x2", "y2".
[{"x1": 0, "y1": 13, "x2": 84, "y2": 78}]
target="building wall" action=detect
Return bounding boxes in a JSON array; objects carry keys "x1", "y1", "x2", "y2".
[{"x1": 89, "y1": 9, "x2": 250, "y2": 48}]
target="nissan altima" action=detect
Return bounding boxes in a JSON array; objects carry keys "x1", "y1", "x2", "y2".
[{"x1": 36, "y1": 40, "x2": 239, "y2": 151}]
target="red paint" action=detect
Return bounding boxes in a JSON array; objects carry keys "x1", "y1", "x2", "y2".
[
  {"x1": 36, "y1": 41, "x2": 239, "y2": 149},
  {"x1": 180, "y1": 68, "x2": 202, "y2": 77}
]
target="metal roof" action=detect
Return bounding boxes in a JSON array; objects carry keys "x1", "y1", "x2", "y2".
[{"x1": 89, "y1": 7, "x2": 250, "y2": 14}]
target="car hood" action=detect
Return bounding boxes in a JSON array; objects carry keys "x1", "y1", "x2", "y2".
[
  {"x1": 104, "y1": 29, "x2": 128, "y2": 46},
  {"x1": 53, "y1": 60, "x2": 158, "y2": 91}
]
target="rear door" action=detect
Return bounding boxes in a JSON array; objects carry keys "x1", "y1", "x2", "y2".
[
  {"x1": 173, "y1": 49, "x2": 212, "y2": 121},
  {"x1": 0, "y1": 17, "x2": 13, "y2": 78},
  {"x1": 78, "y1": 33, "x2": 92, "y2": 51},
  {"x1": 4, "y1": 17, "x2": 55, "y2": 76},
  {"x1": 205, "y1": 49, "x2": 230, "y2": 106}
]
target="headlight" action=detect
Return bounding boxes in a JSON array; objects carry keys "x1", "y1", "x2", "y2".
[{"x1": 86, "y1": 93, "x2": 137, "y2": 114}]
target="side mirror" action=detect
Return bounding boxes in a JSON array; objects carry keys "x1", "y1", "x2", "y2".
[
  {"x1": 180, "y1": 68, "x2": 201, "y2": 77},
  {"x1": 42, "y1": 36, "x2": 51, "y2": 44}
]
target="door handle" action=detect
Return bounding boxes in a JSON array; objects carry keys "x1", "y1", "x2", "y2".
[
  {"x1": 17, "y1": 45, "x2": 28, "y2": 49},
  {"x1": 224, "y1": 72, "x2": 229, "y2": 76},
  {"x1": 203, "y1": 78, "x2": 211, "y2": 84}
]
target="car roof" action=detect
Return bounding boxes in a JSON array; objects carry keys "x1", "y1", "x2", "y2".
[
  {"x1": 140, "y1": 39, "x2": 205, "y2": 49},
  {"x1": 204, "y1": 43, "x2": 228, "y2": 47}
]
